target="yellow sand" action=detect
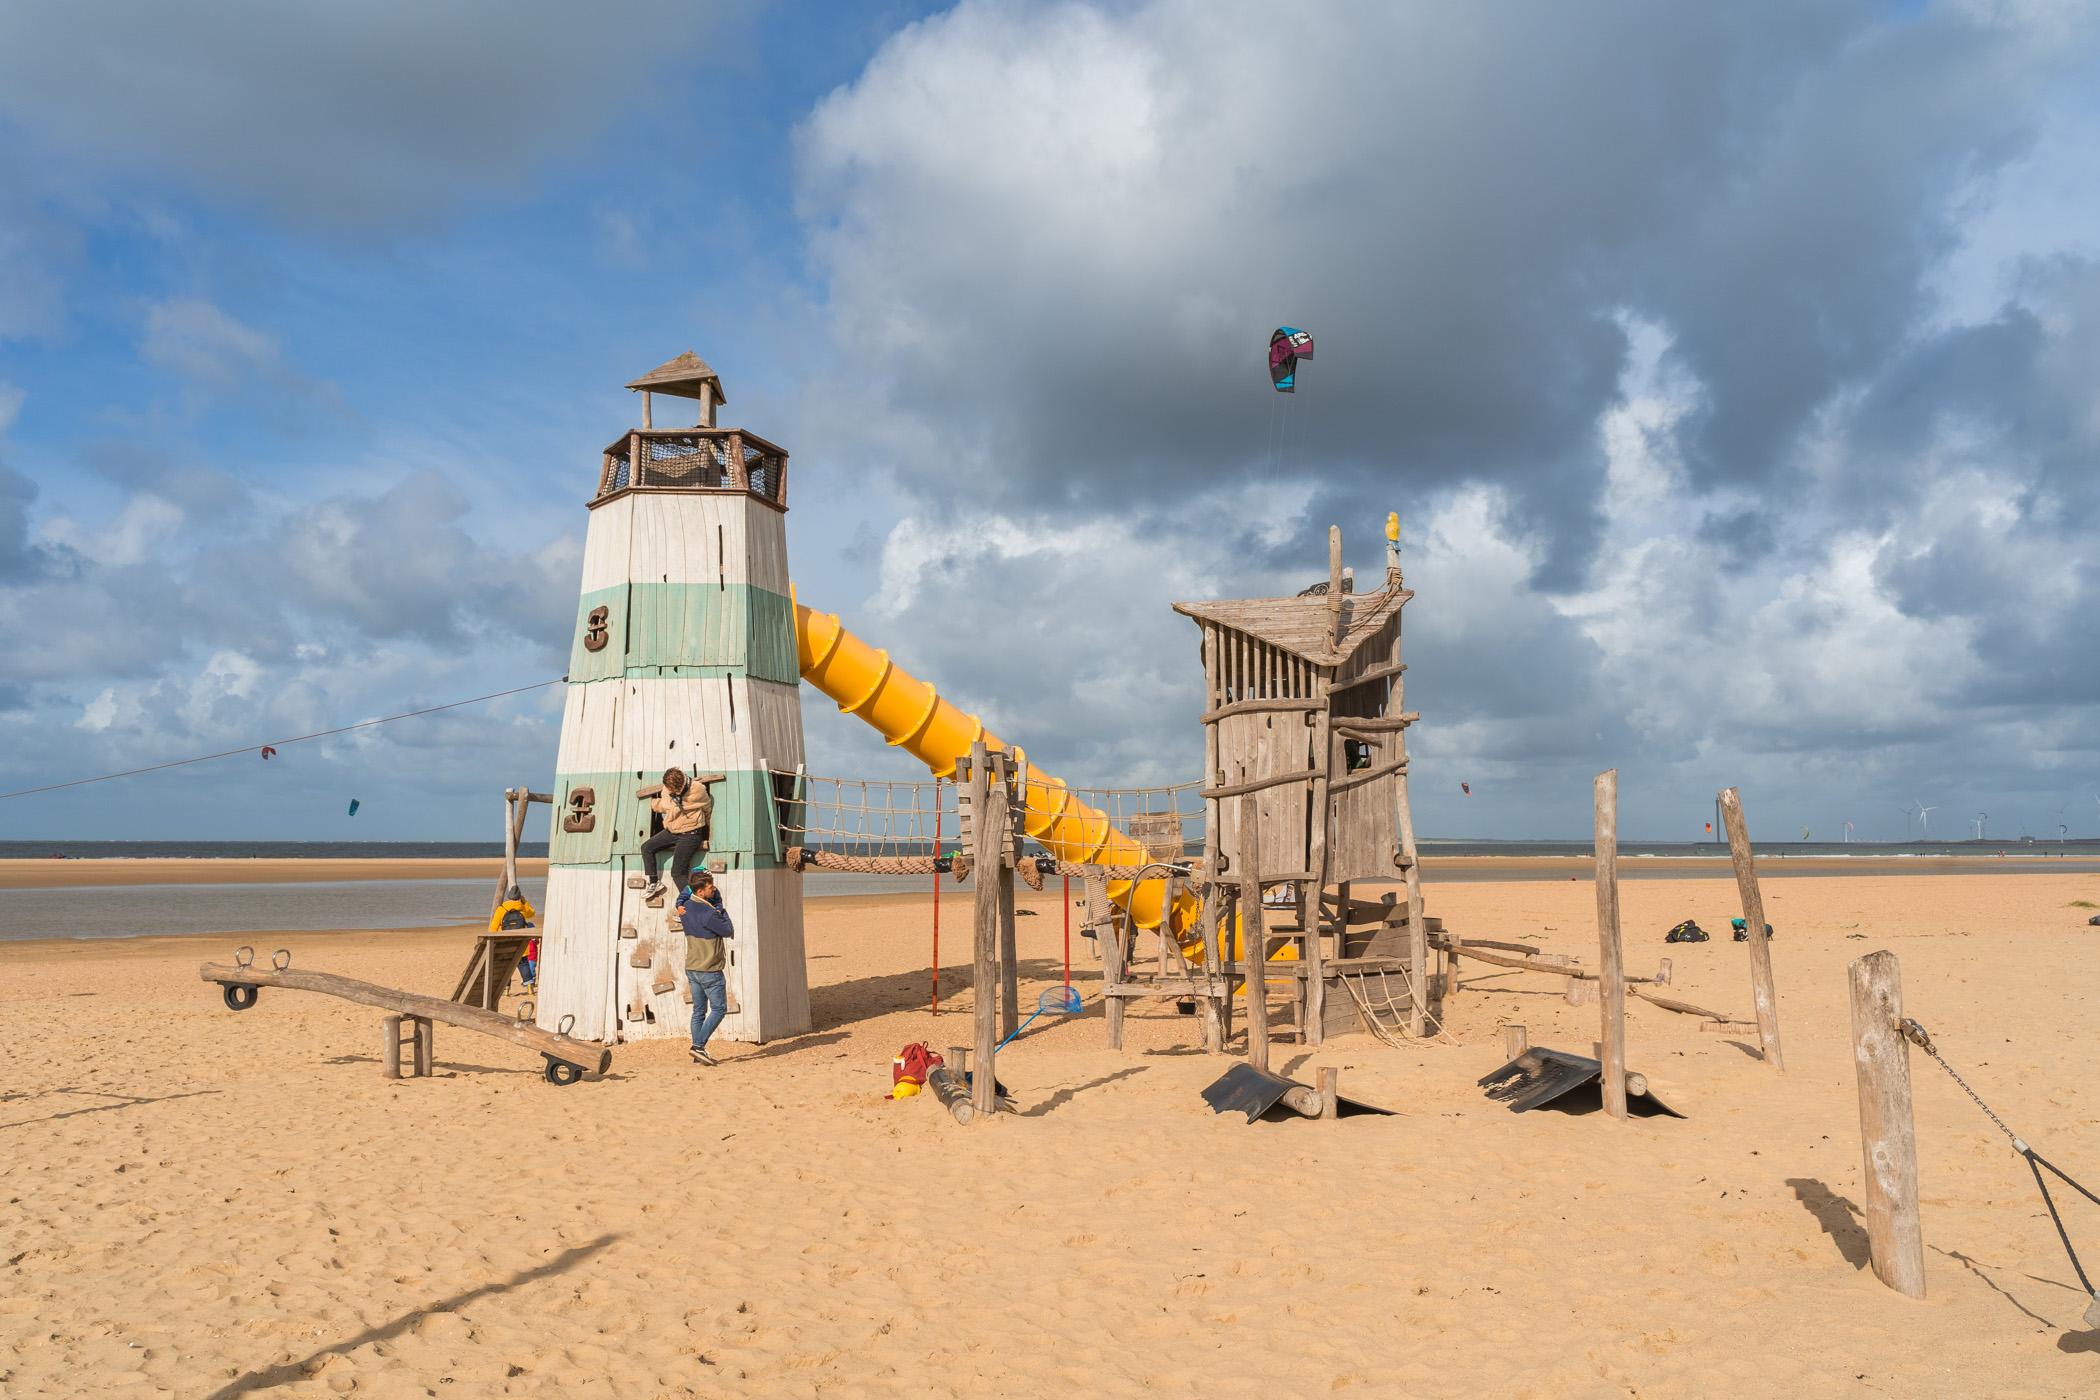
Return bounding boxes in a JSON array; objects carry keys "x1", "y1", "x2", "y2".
[{"x1": 3, "y1": 866, "x2": 2098, "y2": 1396}]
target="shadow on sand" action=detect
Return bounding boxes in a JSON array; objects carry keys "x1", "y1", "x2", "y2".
[{"x1": 204, "y1": 1233, "x2": 621, "y2": 1398}]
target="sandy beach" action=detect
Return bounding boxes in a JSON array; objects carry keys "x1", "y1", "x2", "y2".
[{"x1": 3, "y1": 866, "x2": 2097, "y2": 1397}]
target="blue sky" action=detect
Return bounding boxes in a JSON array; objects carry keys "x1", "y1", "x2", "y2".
[{"x1": 2, "y1": 1, "x2": 2098, "y2": 843}]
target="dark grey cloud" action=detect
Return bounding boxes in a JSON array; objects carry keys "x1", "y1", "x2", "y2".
[
  {"x1": 798, "y1": 3, "x2": 2086, "y2": 583},
  {"x1": 786, "y1": 1, "x2": 2100, "y2": 838},
  {"x1": 0, "y1": 2, "x2": 726, "y2": 229}
]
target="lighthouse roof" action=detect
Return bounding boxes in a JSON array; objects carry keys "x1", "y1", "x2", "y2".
[{"x1": 626, "y1": 350, "x2": 725, "y2": 404}]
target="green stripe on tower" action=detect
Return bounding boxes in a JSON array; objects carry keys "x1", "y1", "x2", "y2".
[
  {"x1": 549, "y1": 769, "x2": 788, "y2": 870},
  {"x1": 567, "y1": 583, "x2": 798, "y2": 684}
]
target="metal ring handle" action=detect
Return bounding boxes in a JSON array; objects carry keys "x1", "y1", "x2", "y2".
[
  {"x1": 515, "y1": 999, "x2": 537, "y2": 1023},
  {"x1": 234, "y1": 945, "x2": 255, "y2": 967},
  {"x1": 557, "y1": 1013, "x2": 577, "y2": 1037},
  {"x1": 271, "y1": 948, "x2": 292, "y2": 971}
]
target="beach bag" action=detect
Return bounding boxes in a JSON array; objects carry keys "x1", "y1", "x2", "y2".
[
  {"x1": 1663, "y1": 919, "x2": 1710, "y2": 944},
  {"x1": 892, "y1": 1042, "x2": 944, "y2": 1088}
]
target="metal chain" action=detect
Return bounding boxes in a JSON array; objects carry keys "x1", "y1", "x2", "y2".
[{"x1": 1897, "y1": 1017, "x2": 2027, "y2": 1153}]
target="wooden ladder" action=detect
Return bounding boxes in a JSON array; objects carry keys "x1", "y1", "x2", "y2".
[{"x1": 450, "y1": 934, "x2": 533, "y2": 1012}]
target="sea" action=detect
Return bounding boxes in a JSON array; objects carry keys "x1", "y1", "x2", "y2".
[{"x1": 3, "y1": 838, "x2": 2096, "y2": 942}]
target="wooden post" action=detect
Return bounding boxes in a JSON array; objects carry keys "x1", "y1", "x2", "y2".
[
  {"x1": 1503, "y1": 1024, "x2": 1528, "y2": 1059},
  {"x1": 1238, "y1": 788, "x2": 1270, "y2": 1073},
  {"x1": 967, "y1": 744, "x2": 1000, "y2": 1117},
  {"x1": 641, "y1": 389, "x2": 653, "y2": 429},
  {"x1": 1198, "y1": 622, "x2": 1227, "y2": 1054},
  {"x1": 1102, "y1": 906, "x2": 1128, "y2": 1051},
  {"x1": 1593, "y1": 770, "x2": 1629, "y2": 1121},
  {"x1": 1394, "y1": 755, "x2": 1429, "y2": 1034},
  {"x1": 1848, "y1": 951, "x2": 1926, "y2": 1299},
  {"x1": 1719, "y1": 787, "x2": 1786, "y2": 1071},
  {"x1": 412, "y1": 1017, "x2": 433, "y2": 1078},
  {"x1": 1198, "y1": 880, "x2": 1225, "y2": 1053},
  {"x1": 382, "y1": 1015, "x2": 403, "y2": 1080},
  {"x1": 1316, "y1": 1066, "x2": 1339, "y2": 1120},
  {"x1": 1326, "y1": 525, "x2": 1345, "y2": 647},
  {"x1": 994, "y1": 755, "x2": 1019, "y2": 1043}
]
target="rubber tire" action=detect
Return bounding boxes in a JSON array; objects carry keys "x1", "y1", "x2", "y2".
[
  {"x1": 223, "y1": 984, "x2": 258, "y2": 1011},
  {"x1": 544, "y1": 1058, "x2": 583, "y2": 1087}
]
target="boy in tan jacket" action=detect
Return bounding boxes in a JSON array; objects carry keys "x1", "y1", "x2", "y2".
[{"x1": 638, "y1": 768, "x2": 712, "y2": 901}]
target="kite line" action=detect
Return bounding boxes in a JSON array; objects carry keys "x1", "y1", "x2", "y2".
[{"x1": 0, "y1": 677, "x2": 566, "y2": 802}]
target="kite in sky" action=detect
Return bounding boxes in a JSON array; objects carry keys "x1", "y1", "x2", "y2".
[
  {"x1": 347, "y1": 799, "x2": 361, "y2": 817},
  {"x1": 1269, "y1": 326, "x2": 1314, "y2": 392}
]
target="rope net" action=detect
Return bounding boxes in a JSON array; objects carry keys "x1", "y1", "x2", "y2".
[{"x1": 773, "y1": 770, "x2": 1204, "y2": 866}]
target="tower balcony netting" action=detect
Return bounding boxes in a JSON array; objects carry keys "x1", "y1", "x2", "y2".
[{"x1": 596, "y1": 428, "x2": 788, "y2": 505}]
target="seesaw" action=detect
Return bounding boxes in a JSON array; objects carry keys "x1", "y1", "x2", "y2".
[{"x1": 200, "y1": 948, "x2": 611, "y2": 1086}]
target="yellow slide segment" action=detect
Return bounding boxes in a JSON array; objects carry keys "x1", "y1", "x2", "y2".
[{"x1": 793, "y1": 592, "x2": 1204, "y2": 947}]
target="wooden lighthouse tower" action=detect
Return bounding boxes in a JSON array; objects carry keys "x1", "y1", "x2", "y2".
[{"x1": 535, "y1": 353, "x2": 811, "y2": 1045}]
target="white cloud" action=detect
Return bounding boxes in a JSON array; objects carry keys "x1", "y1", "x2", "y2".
[{"x1": 140, "y1": 298, "x2": 285, "y2": 390}]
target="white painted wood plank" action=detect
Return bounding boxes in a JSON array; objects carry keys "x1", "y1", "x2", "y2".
[
  {"x1": 747, "y1": 680, "x2": 806, "y2": 771},
  {"x1": 578, "y1": 495, "x2": 634, "y2": 594},
  {"x1": 536, "y1": 867, "x2": 618, "y2": 1043},
  {"x1": 554, "y1": 681, "x2": 623, "y2": 773}
]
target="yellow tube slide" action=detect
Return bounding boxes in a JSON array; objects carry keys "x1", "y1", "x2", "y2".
[{"x1": 793, "y1": 592, "x2": 1204, "y2": 948}]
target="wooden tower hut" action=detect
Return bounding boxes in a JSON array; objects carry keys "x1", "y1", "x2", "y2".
[
  {"x1": 1172, "y1": 527, "x2": 1432, "y2": 1041},
  {"x1": 535, "y1": 354, "x2": 811, "y2": 1046}
]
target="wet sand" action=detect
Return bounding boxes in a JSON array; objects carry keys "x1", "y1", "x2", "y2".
[
  {"x1": 0, "y1": 857, "x2": 552, "y2": 891},
  {"x1": 3, "y1": 870, "x2": 2098, "y2": 1395}
]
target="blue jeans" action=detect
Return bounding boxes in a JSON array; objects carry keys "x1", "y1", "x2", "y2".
[{"x1": 688, "y1": 970, "x2": 726, "y2": 1051}]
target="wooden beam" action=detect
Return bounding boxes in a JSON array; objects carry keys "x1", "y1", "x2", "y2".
[
  {"x1": 1848, "y1": 951, "x2": 1926, "y2": 1299},
  {"x1": 1327, "y1": 525, "x2": 1345, "y2": 647},
  {"x1": 997, "y1": 754, "x2": 1019, "y2": 1043},
  {"x1": 1719, "y1": 787, "x2": 1786, "y2": 1070},
  {"x1": 1593, "y1": 769, "x2": 1629, "y2": 1121},
  {"x1": 1200, "y1": 766, "x2": 1322, "y2": 801},
  {"x1": 967, "y1": 743, "x2": 1000, "y2": 1117},
  {"x1": 200, "y1": 963, "x2": 609, "y2": 1073},
  {"x1": 1199, "y1": 696, "x2": 1323, "y2": 724},
  {"x1": 1238, "y1": 788, "x2": 1270, "y2": 1073}
]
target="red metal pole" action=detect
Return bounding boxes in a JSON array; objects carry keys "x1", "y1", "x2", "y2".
[
  {"x1": 931, "y1": 780, "x2": 942, "y2": 1014},
  {"x1": 1062, "y1": 870, "x2": 1071, "y2": 989}
]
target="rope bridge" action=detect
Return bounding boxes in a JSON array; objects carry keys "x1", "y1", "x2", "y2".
[{"x1": 775, "y1": 770, "x2": 1203, "y2": 881}]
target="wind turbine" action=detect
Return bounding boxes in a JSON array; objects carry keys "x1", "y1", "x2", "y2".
[
  {"x1": 1973, "y1": 811, "x2": 1987, "y2": 841},
  {"x1": 1900, "y1": 802, "x2": 1919, "y2": 839},
  {"x1": 1916, "y1": 801, "x2": 1938, "y2": 838},
  {"x1": 1843, "y1": 820, "x2": 1854, "y2": 843}
]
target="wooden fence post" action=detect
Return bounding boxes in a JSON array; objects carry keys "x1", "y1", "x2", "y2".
[
  {"x1": 1237, "y1": 789, "x2": 1270, "y2": 1074},
  {"x1": 967, "y1": 743, "x2": 1000, "y2": 1118},
  {"x1": 995, "y1": 754, "x2": 1019, "y2": 1042},
  {"x1": 1848, "y1": 950, "x2": 1926, "y2": 1299},
  {"x1": 382, "y1": 1015, "x2": 403, "y2": 1080},
  {"x1": 1719, "y1": 787, "x2": 1786, "y2": 1070},
  {"x1": 1593, "y1": 770, "x2": 1629, "y2": 1121}
]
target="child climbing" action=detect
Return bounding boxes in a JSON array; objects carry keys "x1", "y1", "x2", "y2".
[{"x1": 638, "y1": 768, "x2": 712, "y2": 901}]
